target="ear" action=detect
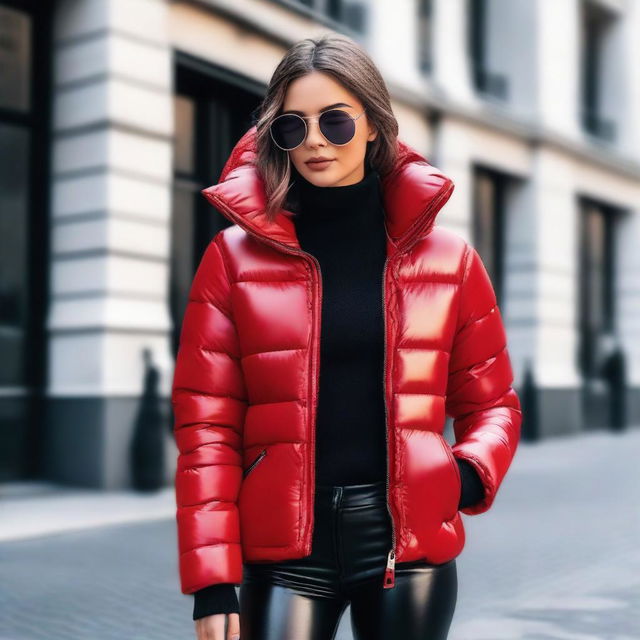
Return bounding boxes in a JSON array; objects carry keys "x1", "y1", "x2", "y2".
[{"x1": 367, "y1": 126, "x2": 378, "y2": 143}]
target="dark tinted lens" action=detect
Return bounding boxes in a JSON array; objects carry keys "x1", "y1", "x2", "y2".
[
  {"x1": 270, "y1": 115, "x2": 305, "y2": 149},
  {"x1": 319, "y1": 109, "x2": 356, "y2": 145}
]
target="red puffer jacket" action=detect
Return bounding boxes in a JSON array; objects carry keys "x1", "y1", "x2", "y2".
[{"x1": 171, "y1": 126, "x2": 522, "y2": 595}]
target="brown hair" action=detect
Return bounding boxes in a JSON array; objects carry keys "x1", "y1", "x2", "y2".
[{"x1": 253, "y1": 33, "x2": 399, "y2": 222}]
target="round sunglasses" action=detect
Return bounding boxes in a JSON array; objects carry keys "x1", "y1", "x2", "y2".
[{"x1": 269, "y1": 108, "x2": 367, "y2": 151}]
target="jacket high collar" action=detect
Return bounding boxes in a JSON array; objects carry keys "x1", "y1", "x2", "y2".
[{"x1": 201, "y1": 126, "x2": 455, "y2": 255}]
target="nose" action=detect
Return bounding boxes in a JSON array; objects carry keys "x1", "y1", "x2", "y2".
[{"x1": 304, "y1": 117, "x2": 326, "y2": 148}]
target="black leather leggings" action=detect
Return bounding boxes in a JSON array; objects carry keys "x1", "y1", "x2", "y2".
[{"x1": 239, "y1": 480, "x2": 458, "y2": 639}]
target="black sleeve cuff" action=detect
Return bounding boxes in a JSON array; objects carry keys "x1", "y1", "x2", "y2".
[
  {"x1": 193, "y1": 583, "x2": 240, "y2": 620},
  {"x1": 455, "y1": 457, "x2": 486, "y2": 510}
]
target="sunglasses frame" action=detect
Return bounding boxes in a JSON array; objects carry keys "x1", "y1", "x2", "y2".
[{"x1": 269, "y1": 108, "x2": 367, "y2": 151}]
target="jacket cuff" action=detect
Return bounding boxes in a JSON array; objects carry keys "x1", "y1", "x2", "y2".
[
  {"x1": 456, "y1": 457, "x2": 485, "y2": 510},
  {"x1": 193, "y1": 583, "x2": 240, "y2": 620}
]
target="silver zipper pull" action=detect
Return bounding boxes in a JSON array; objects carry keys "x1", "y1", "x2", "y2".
[{"x1": 383, "y1": 548, "x2": 396, "y2": 589}]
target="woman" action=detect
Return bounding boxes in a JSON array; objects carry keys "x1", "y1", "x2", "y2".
[{"x1": 172, "y1": 34, "x2": 522, "y2": 640}]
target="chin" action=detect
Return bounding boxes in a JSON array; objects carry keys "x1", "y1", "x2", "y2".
[{"x1": 300, "y1": 169, "x2": 337, "y2": 186}]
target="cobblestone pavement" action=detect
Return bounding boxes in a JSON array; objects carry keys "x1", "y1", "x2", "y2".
[{"x1": 1, "y1": 428, "x2": 638, "y2": 639}]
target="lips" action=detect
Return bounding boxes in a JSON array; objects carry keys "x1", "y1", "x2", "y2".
[{"x1": 305, "y1": 158, "x2": 335, "y2": 171}]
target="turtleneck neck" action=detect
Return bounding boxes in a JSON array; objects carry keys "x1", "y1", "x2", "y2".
[{"x1": 295, "y1": 167, "x2": 383, "y2": 223}]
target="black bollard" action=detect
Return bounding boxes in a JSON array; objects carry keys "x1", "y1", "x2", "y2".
[
  {"x1": 520, "y1": 357, "x2": 538, "y2": 442},
  {"x1": 601, "y1": 340, "x2": 628, "y2": 432},
  {"x1": 130, "y1": 348, "x2": 166, "y2": 491}
]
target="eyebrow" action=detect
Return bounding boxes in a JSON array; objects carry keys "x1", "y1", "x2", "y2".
[{"x1": 281, "y1": 102, "x2": 353, "y2": 116}]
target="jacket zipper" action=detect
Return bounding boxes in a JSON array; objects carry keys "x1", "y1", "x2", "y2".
[
  {"x1": 243, "y1": 448, "x2": 267, "y2": 478},
  {"x1": 302, "y1": 252, "x2": 322, "y2": 553},
  {"x1": 382, "y1": 252, "x2": 397, "y2": 589},
  {"x1": 380, "y1": 214, "x2": 445, "y2": 588}
]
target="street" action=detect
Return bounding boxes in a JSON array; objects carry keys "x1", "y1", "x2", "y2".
[{"x1": 1, "y1": 428, "x2": 639, "y2": 640}]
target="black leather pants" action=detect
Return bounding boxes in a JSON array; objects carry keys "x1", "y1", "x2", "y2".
[{"x1": 239, "y1": 480, "x2": 458, "y2": 639}]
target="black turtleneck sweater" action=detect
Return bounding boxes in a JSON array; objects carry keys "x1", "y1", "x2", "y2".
[
  {"x1": 295, "y1": 167, "x2": 389, "y2": 486},
  {"x1": 192, "y1": 167, "x2": 485, "y2": 620}
]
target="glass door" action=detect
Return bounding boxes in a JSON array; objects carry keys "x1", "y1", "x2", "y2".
[
  {"x1": 0, "y1": 0, "x2": 52, "y2": 480},
  {"x1": 578, "y1": 198, "x2": 619, "y2": 430},
  {"x1": 170, "y1": 53, "x2": 263, "y2": 357}
]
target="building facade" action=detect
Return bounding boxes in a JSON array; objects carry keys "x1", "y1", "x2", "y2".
[{"x1": 1, "y1": 0, "x2": 639, "y2": 487}]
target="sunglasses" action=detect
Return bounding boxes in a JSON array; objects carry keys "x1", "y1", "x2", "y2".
[{"x1": 269, "y1": 108, "x2": 367, "y2": 151}]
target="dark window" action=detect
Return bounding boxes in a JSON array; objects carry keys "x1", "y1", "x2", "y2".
[
  {"x1": 577, "y1": 197, "x2": 624, "y2": 431},
  {"x1": 578, "y1": 199, "x2": 617, "y2": 379},
  {"x1": 467, "y1": 0, "x2": 508, "y2": 100},
  {"x1": 0, "y1": 0, "x2": 52, "y2": 480},
  {"x1": 417, "y1": 0, "x2": 433, "y2": 75},
  {"x1": 472, "y1": 166, "x2": 506, "y2": 306},
  {"x1": 0, "y1": 4, "x2": 31, "y2": 110},
  {"x1": 271, "y1": 0, "x2": 368, "y2": 33},
  {"x1": 170, "y1": 53, "x2": 263, "y2": 356},
  {"x1": 0, "y1": 5, "x2": 32, "y2": 385},
  {"x1": 0, "y1": 122, "x2": 29, "y2": 386},
  {"x1": 580, "y1": 1, "x2": 616, "y2": 141}
]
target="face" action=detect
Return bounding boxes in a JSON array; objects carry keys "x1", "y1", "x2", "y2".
[{"x1": 278, "y1": 70, "x2": 377, "y2": 187}]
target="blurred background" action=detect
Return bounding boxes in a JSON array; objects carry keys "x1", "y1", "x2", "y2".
[{"x1": 1, "y1": 0, "x2": 639, "y2": 639}]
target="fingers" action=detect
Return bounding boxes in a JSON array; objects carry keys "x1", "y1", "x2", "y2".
[
  {"x1": 194, "y1": 613, "x2": 226, "y2": 640},
  {"x1": 227, "y1": 612, "x2": 240, "y2": 640}
]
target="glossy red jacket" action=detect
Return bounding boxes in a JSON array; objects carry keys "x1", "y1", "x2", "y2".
[{"x1": 171, "y1": 126, "x2": 522, "y2": 594}]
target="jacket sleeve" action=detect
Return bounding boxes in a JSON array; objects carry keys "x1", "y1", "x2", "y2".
[
  {"x1": 171, "y1": 232, "x2": 247, "y2": 594},
  {"x1": 445, "y1": 244, "x2": 522, "y2": 516}
]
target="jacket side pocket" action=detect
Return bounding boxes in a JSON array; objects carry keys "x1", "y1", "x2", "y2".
[
  {"x1": 437, "y1": 435, "x2": 462, "y2": 518},
  {"x1": 243, "y1": 448, "x2": 267, "y2": 479}
]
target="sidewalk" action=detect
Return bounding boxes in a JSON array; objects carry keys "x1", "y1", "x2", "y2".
[
  {"x1": 1, "y1": 427, "x2": 639, "y2": 640},
  {"x1": 450, "y1": 427, "x2": 640, "y2": 640},
  {"x1": 0, "y1": 481, "x2": 175, "y2": 543}
]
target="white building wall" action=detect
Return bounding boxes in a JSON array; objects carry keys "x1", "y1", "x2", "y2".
[
  {"x1": 530, "y1": 148, "x2": 582, "y2": 395},
  {"x1": 431, "y1": 0, "x2": 474, "y2": 103},
  {"x1": 617, "y1": 207, "x2": 640, "y2": 387},
  {"x1": 390, "y1": 0, "x2": 640, "y2": 431},
  {"x1": 49, "y1": 0, "x2": 174, "y2": 486},
  {"x1": 485, "y1": 0, "x2": 538, "y2": 120},
  {"x1": 616, "y1": 0, "x2": 640, "y2": 160},
  {"x1": 535, "y1": 0, "x2": 582, "y2": 140}
]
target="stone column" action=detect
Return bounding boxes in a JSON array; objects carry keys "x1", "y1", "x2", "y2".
[
  {"x1": 45, "y1": 0, "x2": 174, "y2": 488},
  {"x1": 529, "y1": 148, "x2": 583, "y2": 436},
  {"x1": 617, "y1": 205, "x2": 640, "y2": 425}
]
